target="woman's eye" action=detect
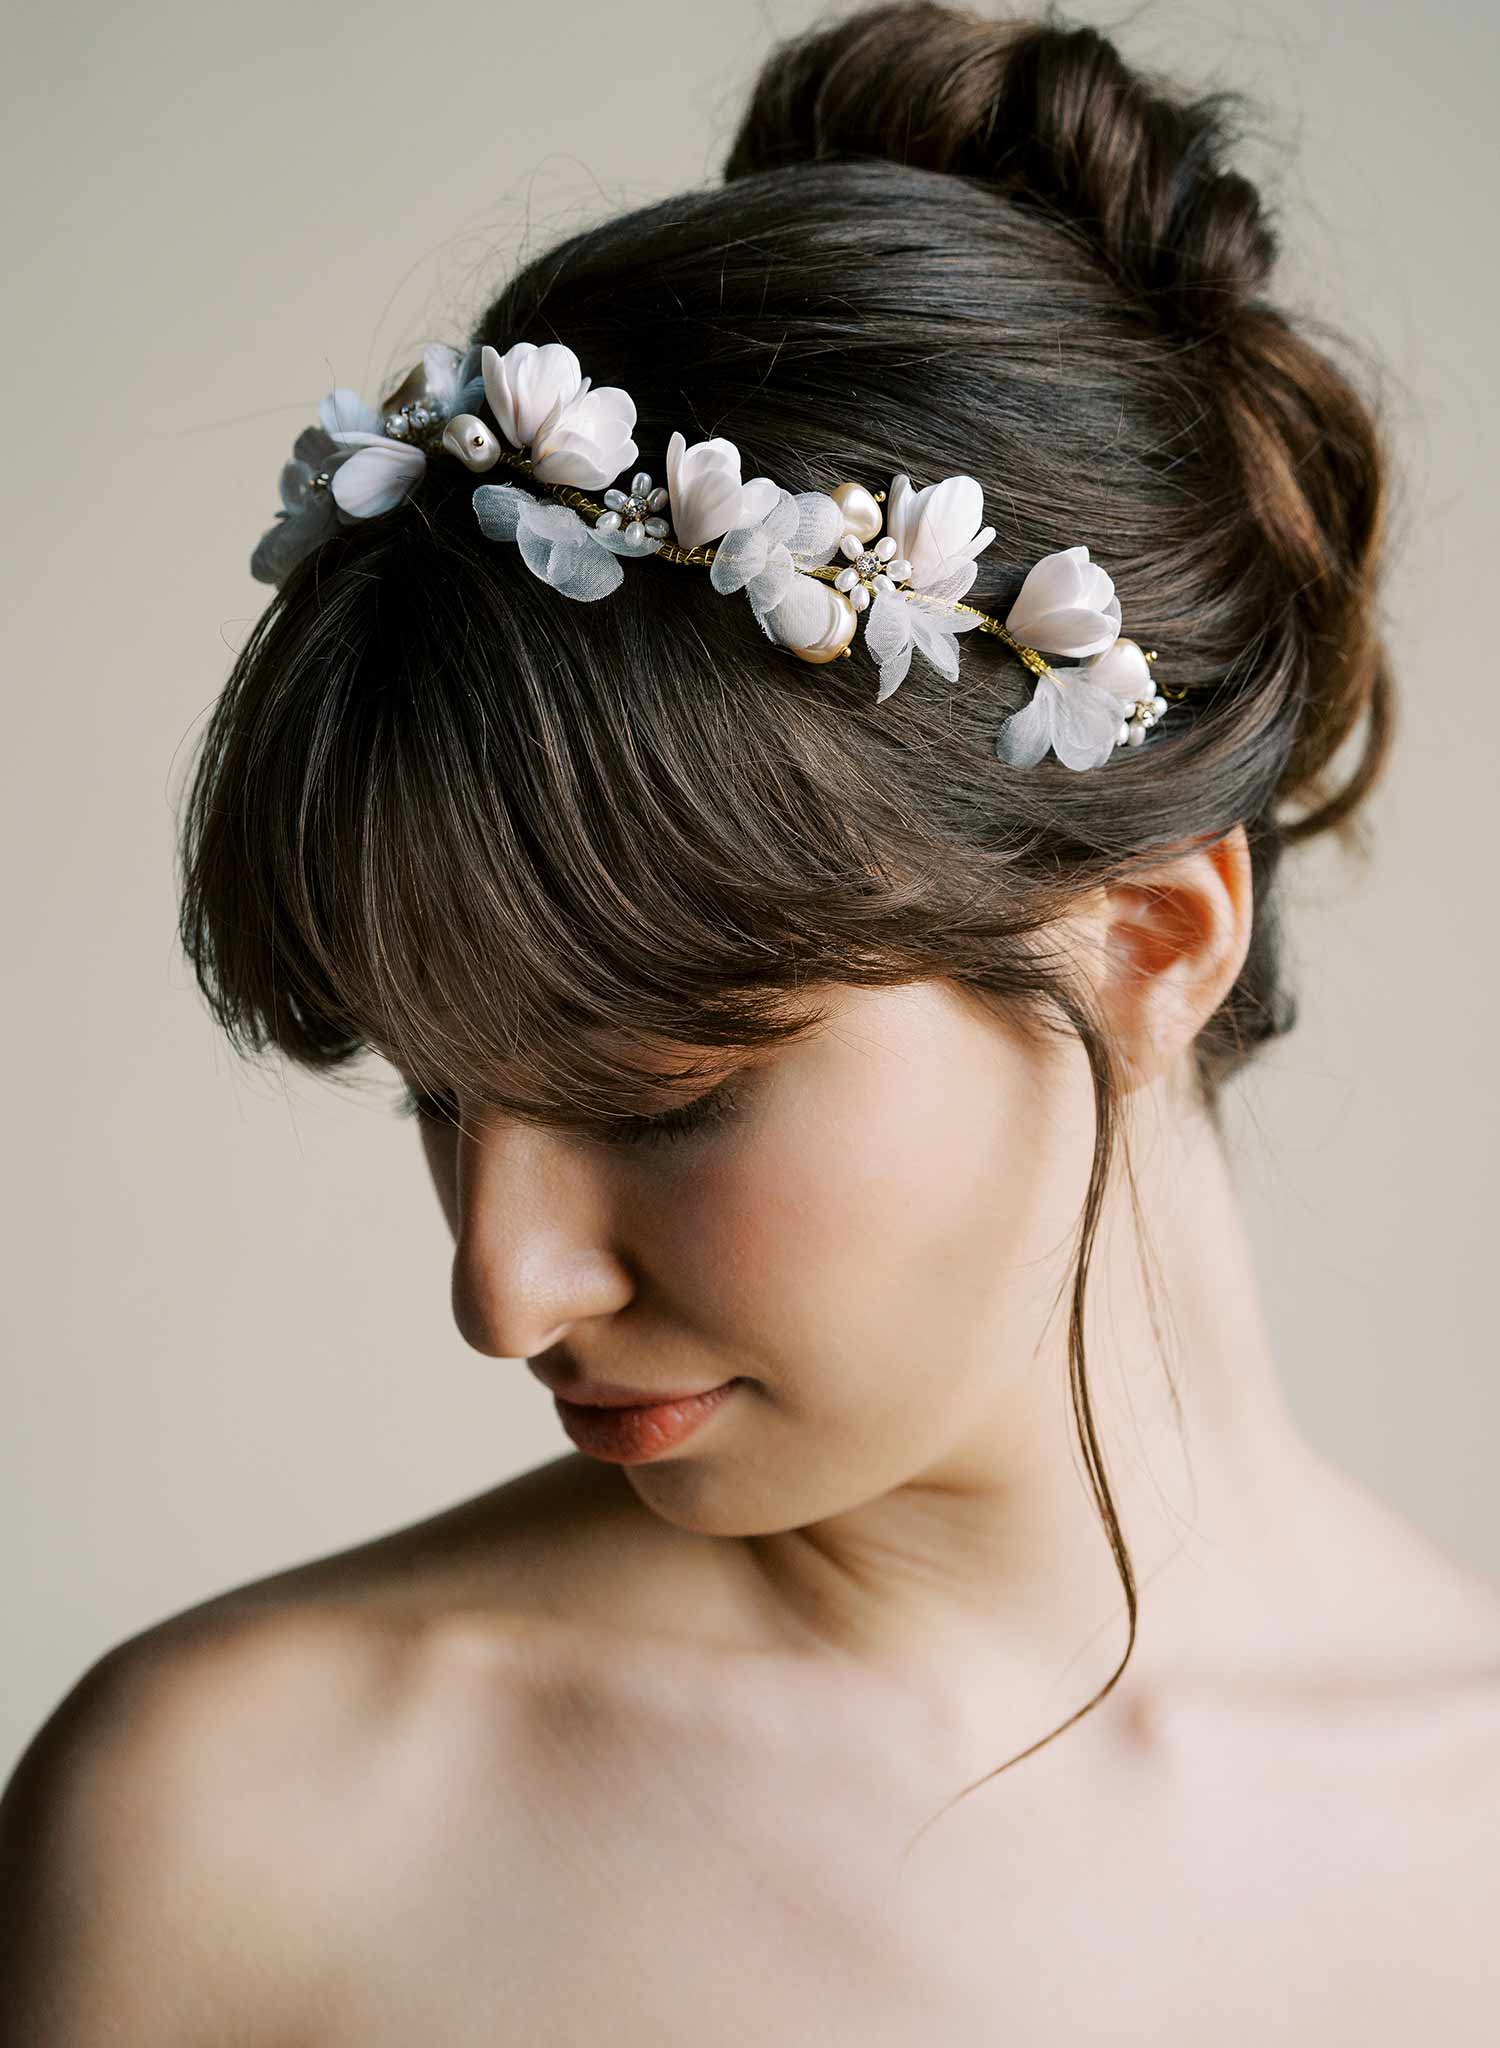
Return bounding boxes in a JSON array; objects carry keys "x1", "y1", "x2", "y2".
[
  {"x1": 395, "y1": 1081, "x2": 739, "y2": 1149},
  {"x1": 603, "y1": 1083, "x2": 740, "y2": 1150}
]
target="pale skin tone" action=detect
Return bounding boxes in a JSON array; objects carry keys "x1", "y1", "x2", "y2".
[{"x1": 4, "y1": 822, "x2": 1499, "y2": 2044}]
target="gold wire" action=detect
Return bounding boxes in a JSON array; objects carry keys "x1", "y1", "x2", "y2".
[{"x1": 482, "y1": 447, "x2": 1184, "y2": 702}]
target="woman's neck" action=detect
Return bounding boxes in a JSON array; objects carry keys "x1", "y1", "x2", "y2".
[{"x1": 732, "y1": 1071, "x2": 1330, "y2": 1753}]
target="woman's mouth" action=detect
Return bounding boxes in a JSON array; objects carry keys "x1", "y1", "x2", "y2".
[{"x1": 554, "y1": 1380, "x2": 740, "y2": 1462}]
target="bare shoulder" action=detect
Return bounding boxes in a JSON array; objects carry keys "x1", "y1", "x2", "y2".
[
  {"x1": 0, "y1": 1614, "x2": 380, "y2": 2044},
  {"x1": 0, "y1": 1543, "x2": 555, "y2": 2046},
  {"x1": 1302, "y1": 1451, "x2": 1500, "y2": 1801}
]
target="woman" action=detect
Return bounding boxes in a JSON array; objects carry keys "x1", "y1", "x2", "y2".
[{"x1": 4, "y1": 4, "x2": 1497, "y2": 2041}]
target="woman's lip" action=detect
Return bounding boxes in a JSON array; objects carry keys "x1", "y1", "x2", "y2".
[
  {"x1": 555, "y1": 1381, "x2": 739, "y2": 1463},
  {"x1": 556, "y1": 1383, "x2": 725, "y2": 1409}
]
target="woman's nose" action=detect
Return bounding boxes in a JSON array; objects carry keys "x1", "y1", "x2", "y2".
[{"x1": 446, "y1": 1124, "x2": 632, "y2": 1360}]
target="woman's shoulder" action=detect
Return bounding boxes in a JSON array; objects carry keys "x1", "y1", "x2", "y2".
[{"x1": 1, "y1": 1459, "x2": 666, "y2": 2040}]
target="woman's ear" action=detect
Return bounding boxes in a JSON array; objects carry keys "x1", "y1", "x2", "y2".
[{"x1": 1075, "y1": 824, "x2": 1254, "y2": 1091}]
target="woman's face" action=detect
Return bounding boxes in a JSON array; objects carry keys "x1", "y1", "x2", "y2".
[{"x1": 411, "y1": 978, "x2": 1096, "y2": 1536}]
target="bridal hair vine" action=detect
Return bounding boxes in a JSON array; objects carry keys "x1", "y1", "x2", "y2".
[{"x1": 252, "y1": 339, "x2": 1181, "y2": 771}]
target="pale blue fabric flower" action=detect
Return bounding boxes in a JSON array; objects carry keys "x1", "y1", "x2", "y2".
[
  {"x1": 472, "y1": 482, "x2": 662, "y2": 601},
  {"x1": 250, "y1": 425, "x2": 351, "y2": 587},
  {"x1": 252, "y1": 345, "x2": 487, "y2": 587}
]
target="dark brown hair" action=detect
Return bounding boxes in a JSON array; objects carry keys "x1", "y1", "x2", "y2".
[{"x1": 176, "y1": 2, "x2": 1396, "y2": 1837}]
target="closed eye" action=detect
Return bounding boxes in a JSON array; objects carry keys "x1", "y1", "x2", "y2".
[{"x1": 396, "y1": 1080, "x2": 741, "y2": 1149}]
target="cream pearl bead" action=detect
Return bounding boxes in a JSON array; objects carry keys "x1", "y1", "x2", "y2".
[
  {"x1": 779, "y1": 584, "x2": 860, "y2": 664},
  {"x1": 442, "y1": 414, "x2": 502, "y2": 472},
  {"x1": 828, "y1": 481, "x2": 884, "y2": 545}
]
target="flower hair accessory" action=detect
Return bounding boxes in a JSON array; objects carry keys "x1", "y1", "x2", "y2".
[{"x1": 252, "y1": 339, "x2": 1179, "y2": 770}]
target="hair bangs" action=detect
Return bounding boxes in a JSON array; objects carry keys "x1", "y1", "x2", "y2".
[{"x1": 180, "y1": 502, "x2": 930, "y2": 1130}]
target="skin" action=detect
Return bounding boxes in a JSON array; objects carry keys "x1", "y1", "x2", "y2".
[{"x1": 4, "y1": 822, "x2": 1499, "y2": 2044}]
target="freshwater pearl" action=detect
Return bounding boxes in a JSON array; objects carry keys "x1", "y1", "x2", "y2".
[
  {"x1": 789, "y1": 590, "x2": 859, "y2": 663},
  {"x1": 770, "y1": 580, "x2": 860, "y2": 664},
  {"x1": 441, "y1": 414, "x2": 501, "y2": 471},
  {"x1": 828, "y1": 481, "x2": 883, "y2": 545}
]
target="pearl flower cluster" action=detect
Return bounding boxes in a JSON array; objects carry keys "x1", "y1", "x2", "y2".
[
  {"x1": 831, "y1": 533, "x2": 912, "y2": 612},
  {"x1": 595, "y1": 471, "x2": 672, "y2": 544},
  {"x1": 1119, "y1": 674, "x2": 1171, "y2": 749}
]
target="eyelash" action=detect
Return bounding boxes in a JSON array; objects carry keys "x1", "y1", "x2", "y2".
[{"x1": 396, "y1": 1082, "x2": 740, "y2": 1149}]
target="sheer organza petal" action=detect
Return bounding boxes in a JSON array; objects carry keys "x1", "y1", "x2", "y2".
[
  {"x1": 318, "y1": 387, "x2": 383, "y2": 442},
  {"x1": 420, "y1": 342, "x2": 463, "y2": 410},
  {"x1": 471, "y1": 482, "x2": 530, "y2": 543},
  {"x1": 745, "y1": 554, "x2": 796, "y2": 624},
  {"x1": 279, "y1": 460, "x2": 316, "y2": 514},
  {"x1": 994, "y1": 677, "x2": 1061, "y2": 768},
  {"x1": 451, "y1": 346, "x2": 488, "y2": 421},
  {"x1": 472, "y1": 486, "x2": 637, "y2": 599},
  {"x1": 250, "y1": 496, "x2": 338, "y2": 587},
  {"x1": 710, "y1": 519, "x2": 775, "y2": 595},
  {"x1": 1049, "y1": 670, "x2": 1129, "y2": 770},
  {"x1": 515, "y1": 508, "x2": 625, "y2": 600},
  {"x1": 591, "y1": 522, "x2": 664, "y2": 559},
  {"x1": 865, "y1": 587, "x2": 915, "y2": 701},
  {"x1": 291, "y1": 425, "x2": 340, "y2": 472},
  {"x1": 922, "y1": 556, "x2": 980, "y2": 606},
  {"x1": 789, "y1": 492, "x2": 847, "y2": 568},
  {"x1": 907, "y1": 602, "x2": 964, "y2": 683}
]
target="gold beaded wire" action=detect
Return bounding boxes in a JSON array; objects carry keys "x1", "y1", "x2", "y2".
[{"x1": 474, "y1": 448, "x2": 1185, "y2": 705}]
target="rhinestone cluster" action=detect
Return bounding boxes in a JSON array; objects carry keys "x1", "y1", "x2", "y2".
[
  {"x1": 832, "y1": 532, "x2": 912, "y2": 613},
  {"x1": 595, "y1": 471, "x2": 672, "y2": 544}
]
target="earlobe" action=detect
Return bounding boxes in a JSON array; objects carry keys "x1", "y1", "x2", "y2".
[{"x1": 1094, "y1": 825, "x2": 1254, "y2": 1090}]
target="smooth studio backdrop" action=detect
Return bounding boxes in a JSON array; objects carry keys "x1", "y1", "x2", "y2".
[{"x1": 3, "y1": 0, "x2": 1496, "y2": 1773}]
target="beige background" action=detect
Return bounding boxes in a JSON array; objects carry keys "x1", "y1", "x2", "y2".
[{"x1": 3, "y1": 0, "x2": 1495, "y2": 1776}]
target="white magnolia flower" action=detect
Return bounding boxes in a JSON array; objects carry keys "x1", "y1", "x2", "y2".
[
  {"x1": 858, "y1": 472, "x2": 997, "y2": 700},
  {"x1": 884, "y1": 473, "x2": 998, "y2": 591},
  {"x1": 482, "y1": 341, "x2": 638, "y2": 490},
  {"x1": 482, "y1": 342, "x2": 581, "y2": 450},
  {"x1": 995, "y1": 635, "x2": 1165, "y2": 772},
  {"x1": 471, "y1": 482, "x2": 662, "y2": 601},
  {"x1": 1003, "y1": 543, "x2": 1121, "y2": 659},
  {"x1": 710, "y1": 488, "x2": 847, "y2": 636},
  {"x1": 665, "y1": 431, "x2": 781, "y2": 552}
]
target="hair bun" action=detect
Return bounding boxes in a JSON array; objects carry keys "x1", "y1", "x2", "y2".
[{"x1": 724, "y1": 2, "x2": 1277, "y2": 337}]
